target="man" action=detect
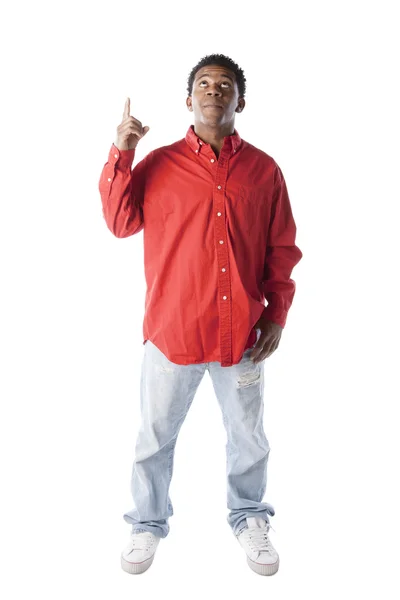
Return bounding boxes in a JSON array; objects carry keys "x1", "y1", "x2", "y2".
[{"x1": 98, "y1": 53, "x2": 303, "y2": 576}]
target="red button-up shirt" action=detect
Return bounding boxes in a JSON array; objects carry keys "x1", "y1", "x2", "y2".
[{"x1": 99, "y1": 124, "x2": 303, "y2": 367}]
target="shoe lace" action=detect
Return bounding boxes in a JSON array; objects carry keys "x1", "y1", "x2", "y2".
[
  {"x1": 130, "y1": 532, "x2": 154, "y2": 551},
  {"x1": 246, "y1": 524, "x2": 276, "y2": 553}
]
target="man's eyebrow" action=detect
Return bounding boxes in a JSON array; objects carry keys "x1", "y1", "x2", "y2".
[{"x1": 195, "y1": 72, "x2": 234, "y2": 83}]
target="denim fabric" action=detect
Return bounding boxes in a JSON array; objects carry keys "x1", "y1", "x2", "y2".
[{"x1": 123, "y1": 327, "x2": 275, "y2": 538}]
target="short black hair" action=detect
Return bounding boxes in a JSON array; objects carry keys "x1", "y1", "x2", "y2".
[{"x1": 187, "y1": 53, "x2": 246, "y2": 99}]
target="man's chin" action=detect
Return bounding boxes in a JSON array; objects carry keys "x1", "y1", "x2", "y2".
[{"x1": 201, "y1": 113, "x2": 224, "y2": 123}]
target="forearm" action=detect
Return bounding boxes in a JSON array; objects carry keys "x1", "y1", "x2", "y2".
[
  {"x1": 98, "y1": 143, "x2": 146, "y2": 238},
  {"x1": 262, "y1": 165, "x2": 303, "y2": 327},
  {"x1": 262, "y1": 243, "x2": 303, "y2": 327}
]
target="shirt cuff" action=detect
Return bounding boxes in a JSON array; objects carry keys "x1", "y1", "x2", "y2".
[
  {"x1": 262, "y1": 305, "x2": 286, "y2": 328},
  {"x1": 108, "y1": 143, "x2": 136, "y2": 169}
]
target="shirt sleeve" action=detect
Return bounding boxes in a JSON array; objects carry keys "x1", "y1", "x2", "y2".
[
  {"x1": 261, "y1": 164, "x2": 303, "y2": 328},
  {"x1": 98, "y1": 143, "x2": 153, "y2": 238}
]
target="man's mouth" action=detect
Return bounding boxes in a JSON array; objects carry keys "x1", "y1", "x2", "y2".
[{"x1": 203, "y1": 104, "x2": 223, "y2": 109}]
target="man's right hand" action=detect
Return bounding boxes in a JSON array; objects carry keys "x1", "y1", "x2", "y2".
[{"x1": 114, "y1": 97, "x2": 150, "y2": 151}]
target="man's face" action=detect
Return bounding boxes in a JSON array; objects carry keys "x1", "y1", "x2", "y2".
[{"x1": 187, "y1": 64, "x2": 244, "y2": 124}]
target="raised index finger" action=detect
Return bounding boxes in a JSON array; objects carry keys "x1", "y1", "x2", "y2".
[{"x1": 123, "y1": 97, "x2": 130, "y2": 120}]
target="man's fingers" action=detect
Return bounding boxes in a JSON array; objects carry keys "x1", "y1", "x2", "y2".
[
  {"x1": 253, "y1": 339, "x2": 279, "y2": 363},
  {"x1": 123, "y1": 97, "x2": 130, "y2": 120},
  {"x1": 250, "y1": 341, "x2": 264, "y2": 361},
  {"x1": 250, "y1": 334, "x2": 273, "y2": 362}
]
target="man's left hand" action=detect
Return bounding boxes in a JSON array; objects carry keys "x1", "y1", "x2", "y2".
[{"x1": 250, "y1": 316, "x2": 283, "y2": 363}]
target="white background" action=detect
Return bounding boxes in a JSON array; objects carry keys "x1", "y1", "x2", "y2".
[{"x1": 1, "y1": 0, "x2": 399, "y2": 597}]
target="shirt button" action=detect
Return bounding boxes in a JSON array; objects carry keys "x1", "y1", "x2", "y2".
[
  {"x1": 222, "y1": 268, "x2": 226, "y2": 272},
  {"x1": 210, "y1": 159, "x2": 215, "y2": 163},
  {"x1": 217, "y1": 185, "x2": 221, "y2": 189},
  {"x1": 219, "y1": 240, "x2": 224, "y2": 244},
  {"x1": 195, "y1": 149, "x2": 199, "y2": 153},
  {"x1": 199, "y1": 141, "x2": 203, "y2": 145},
  {"x1": 217, "y1": 212, "x2": 221, "y2": 216},
  {"x1": 223, "y1": 296, "x2": 227, "y2": 300},
  {"x1": 114, "y1": 154, "x2": 118, "y2": 158},
  {"x1": 107, "y1": 177, "x2": 112, "y2": 182}
]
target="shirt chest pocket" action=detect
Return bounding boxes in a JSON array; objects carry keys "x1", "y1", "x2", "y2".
[{"x1": 229, "y1": 185, "x2": 265, "y2": 233}]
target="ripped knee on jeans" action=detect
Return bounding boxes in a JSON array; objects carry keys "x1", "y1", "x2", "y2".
[{"x1": 237, "y1": 370, "x2": 261, "y2": 388}]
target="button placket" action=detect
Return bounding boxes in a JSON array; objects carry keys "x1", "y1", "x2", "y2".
[{"x1": 213, "y1": 146, "x2": 233, "y2": 365}]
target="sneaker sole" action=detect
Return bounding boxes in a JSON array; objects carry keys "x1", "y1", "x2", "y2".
[
  {"x1": 121, "y1": 552, "x2": 156, "y2": 574},
  {"x1": 247, "y1": 555, "x2": 279, "y2": 576}
]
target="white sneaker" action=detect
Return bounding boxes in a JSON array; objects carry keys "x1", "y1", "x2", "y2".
[
  {"x1": 236, "y1": 517, "x2": 279, "y2": 576},
  {"x1": 121, "y1": 531, "x2": 161, "y2": 574}
]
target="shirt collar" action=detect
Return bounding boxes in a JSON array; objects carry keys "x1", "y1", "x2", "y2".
[{"x1": 185, "y1": 123, "x2": 242, "y2": 156}]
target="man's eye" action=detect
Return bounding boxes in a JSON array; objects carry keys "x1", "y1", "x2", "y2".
[{"x1": 199, "y1": 80, "x2": 230, "y2": 86}]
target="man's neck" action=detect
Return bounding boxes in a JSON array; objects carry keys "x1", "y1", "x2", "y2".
[{"x1": 193, "y1": 121, "x2": 235, "y2": 156}]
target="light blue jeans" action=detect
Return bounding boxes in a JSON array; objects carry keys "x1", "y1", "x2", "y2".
[{"x1": 123, "y1": 328, "x2": 275, "y2": 538}]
